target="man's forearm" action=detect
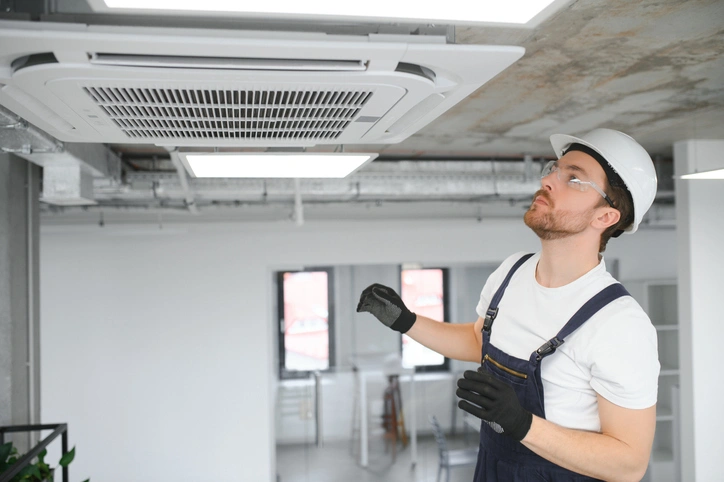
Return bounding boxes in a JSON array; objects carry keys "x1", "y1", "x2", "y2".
[
  {"x1": 405, "y1": 315, "x2": 481, "y2": 362},
  {"x1": 521, "y1": 416, "x2": 648, "y2": 482}
]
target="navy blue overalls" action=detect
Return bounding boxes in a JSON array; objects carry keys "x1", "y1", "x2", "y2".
[{"x1": 473, "y1": 253, "x2": 630, "y2": 482}]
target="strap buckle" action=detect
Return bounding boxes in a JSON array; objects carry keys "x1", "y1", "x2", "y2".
[
  {"x1": 482, "y1": 307, "x2": 499, "y2": 332},
  {"x1": 536, "y1": 337, "x2": 564, "y2": 360}
]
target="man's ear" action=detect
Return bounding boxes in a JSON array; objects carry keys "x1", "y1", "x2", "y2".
[{"x1": 592, "y1": 208, "x2": 621, "y2": 230}]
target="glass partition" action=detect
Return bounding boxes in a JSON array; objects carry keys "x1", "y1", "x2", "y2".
[{"x1": 274, "y1": 262, "x2": 495, "y2": 482}]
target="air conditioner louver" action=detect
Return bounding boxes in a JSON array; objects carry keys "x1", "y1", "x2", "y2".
[
  {"x1": 83, "y1": 86, "x2": 373, "y2": 141},
  {"x1": 0, "y1": 22, "x2": 525, "y2": 147}
]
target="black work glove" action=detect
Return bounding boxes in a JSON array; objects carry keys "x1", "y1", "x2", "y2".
[
  {"x1": 456, "y1": 369, "x2": 533, "y2": 442},
  {"x1": 356, "y1": 283, "x2": 417, "y2": 333}
]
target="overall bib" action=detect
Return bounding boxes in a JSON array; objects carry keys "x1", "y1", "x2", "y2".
[{"x1": 473, "y1": 253, "x2": 630, "y2": 482}]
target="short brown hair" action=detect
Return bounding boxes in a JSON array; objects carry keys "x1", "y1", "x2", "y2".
[{"x1": 599, "y1": 183, "x2": 634, "y2": 253}]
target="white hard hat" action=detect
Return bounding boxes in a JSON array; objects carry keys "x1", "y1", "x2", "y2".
[{"x1": 550, "y1": 128, "x2": 657, "y2": 234}]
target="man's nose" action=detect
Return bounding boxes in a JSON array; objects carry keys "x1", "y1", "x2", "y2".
[{"x1": 541, "y1": 170, "x2": 555, "y2": 191}]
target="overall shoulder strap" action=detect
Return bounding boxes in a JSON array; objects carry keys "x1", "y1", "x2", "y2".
[
  {"x1": 534, "y1": 283, "x2": 630, "y2": 360},
  {"x1": 483, "y1": 253, "x2": 535, "y2": 333}
]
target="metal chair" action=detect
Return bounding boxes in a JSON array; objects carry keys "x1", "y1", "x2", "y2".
[{"x1": 429, "y1": 415, "x2": 478, "y2": 482}]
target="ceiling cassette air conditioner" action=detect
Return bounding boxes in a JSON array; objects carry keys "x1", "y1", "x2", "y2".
[{"x1": 0, "y1": 21, "x2": 524, "y2": 147}]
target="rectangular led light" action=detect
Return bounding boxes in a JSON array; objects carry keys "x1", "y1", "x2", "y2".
[
  {"x1": 101, "y1": 0, "x2": 558, "y2": 25},
  {"x1": 680, "y1": 168, "x2": 724, "y2": 180},
  {"x1": 180, "y1": 153, "x2": 377, "y2": 178}
]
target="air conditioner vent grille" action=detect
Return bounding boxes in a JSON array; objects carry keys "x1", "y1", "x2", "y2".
[{"x1": 82, "y1": 87, "x2": 373, "y2": 140}]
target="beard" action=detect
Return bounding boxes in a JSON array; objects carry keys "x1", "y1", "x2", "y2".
[{"x1": 524, "y1": 189, "x2": 593, "y2": 240}]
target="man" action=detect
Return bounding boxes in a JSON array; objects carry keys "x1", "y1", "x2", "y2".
[{"x1": 357, "y1": 128, "x2": 659, "y2": 481}]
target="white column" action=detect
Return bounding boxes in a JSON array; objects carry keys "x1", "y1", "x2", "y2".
[
  {"x1": 360, "y1": 372, "x2": 368, "y2": 467},
  {"x1": 0, "y1": 154, "x2": 41, "y2": 451},
  {"x1": 409, "y1": 371, "x2": 416, "y2": 467},
  {"x1": 674, "y1": 140, "x2": 724, "y2": 482}
]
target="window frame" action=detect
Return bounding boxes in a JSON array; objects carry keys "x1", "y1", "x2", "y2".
[
  {"x1": 399, "y1": 266, "x2": 451, "y2": 373},
  {"x1": 276, "y1": 267, "x2": 336, "y2": 380}
]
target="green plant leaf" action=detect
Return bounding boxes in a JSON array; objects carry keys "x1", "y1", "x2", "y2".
[
  {"x1": 37, "y1": 461, "x2": 50, "y2": 478},
  {"x1": 58, "y1": 446, "x2": 75, "y2": 467},
  {"x1": 15, "y1": 464, "x2": 41, "y2": 480},
  {"x1": 37, "y1": 449, "x2": 46, "y2": 465},
  {"x1": 0, "y1": 442, "x2": 12, "y2": 464},
  {"x1": 0, "y1": 442, "x2": 18, "y2": 475},
  {"x1": 1, "y1": 456, "x2": 18, "y2": 474}
]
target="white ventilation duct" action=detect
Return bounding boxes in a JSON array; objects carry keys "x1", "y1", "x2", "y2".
[
  {"x1": 97, "y1": 160, "x2": 546, "y2": 203},
  {"x1": 42, "y1": 163, "x2": 97, "y2": 206},
  {"x1": 0, "y1": 105, "x2": 121, "y2": 206},
  {"x1": 0, "y1": 21, "x2": 524, "y2": 147}
]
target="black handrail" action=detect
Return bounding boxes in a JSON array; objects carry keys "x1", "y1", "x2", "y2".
[{"x1": 0, "y1": 423, "x2": 69, "y2": 482}]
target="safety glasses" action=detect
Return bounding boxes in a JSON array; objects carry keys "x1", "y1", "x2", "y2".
[{"x1": 541, "y1": 160, "x2": 615, "y2": 208}]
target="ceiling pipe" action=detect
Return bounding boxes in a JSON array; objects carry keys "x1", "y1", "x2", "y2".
[
  {"x1": 293, "y1": 178, "x2": 304, "y2": 226},
  {"x1": 0, "y1": 105, "x2": 121, "y2": 205},
  {"x1": 523, "y1": 154, "x2": 534, "y2": 182},
  {"x1": 164, "y1": 146, "x2": 199, "y2": 215}
]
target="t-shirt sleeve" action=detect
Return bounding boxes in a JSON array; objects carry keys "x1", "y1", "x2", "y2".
[
  {"x1": 586, "y1": 299, "x2": 660, "y2": 409},
  {"x1": 476, "y1": 252, "x2": 531, "y2": 319}
]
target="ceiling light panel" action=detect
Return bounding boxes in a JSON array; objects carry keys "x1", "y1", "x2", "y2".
[
  {"x1": 180, "y1": 153, "x2": 378, "y2": 178},
  {"x1": 680, "y1": 168, "x2": 724, "y2": 180},
  {"x1": 97, "y1": 0, "x2": 563, "y2": 26}
]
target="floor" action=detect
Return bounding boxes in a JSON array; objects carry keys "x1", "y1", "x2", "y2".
[{"x1": 277, "y1": 433, "x2": 478, "y2": 482}]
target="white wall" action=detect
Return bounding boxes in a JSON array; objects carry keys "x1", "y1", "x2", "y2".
[{"x1": 39, "y1": 218, "x2": 676, "y2": 482}]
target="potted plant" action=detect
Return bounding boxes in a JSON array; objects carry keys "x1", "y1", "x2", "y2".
[{"x1": 0, "y1": 441, "x2": 89, "y2": 482}]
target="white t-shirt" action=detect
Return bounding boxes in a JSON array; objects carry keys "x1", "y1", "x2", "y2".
[{"x1": 475, "y1": 252, "x2": 659, "y2": 432}]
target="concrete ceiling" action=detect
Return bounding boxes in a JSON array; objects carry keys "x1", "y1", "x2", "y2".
[
  {"x1": 1, "y1": 0, "x2": 722, "y2": 223},
  {"x1": 379, "y1": 0, "x2": 724, "y2": 159}
]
